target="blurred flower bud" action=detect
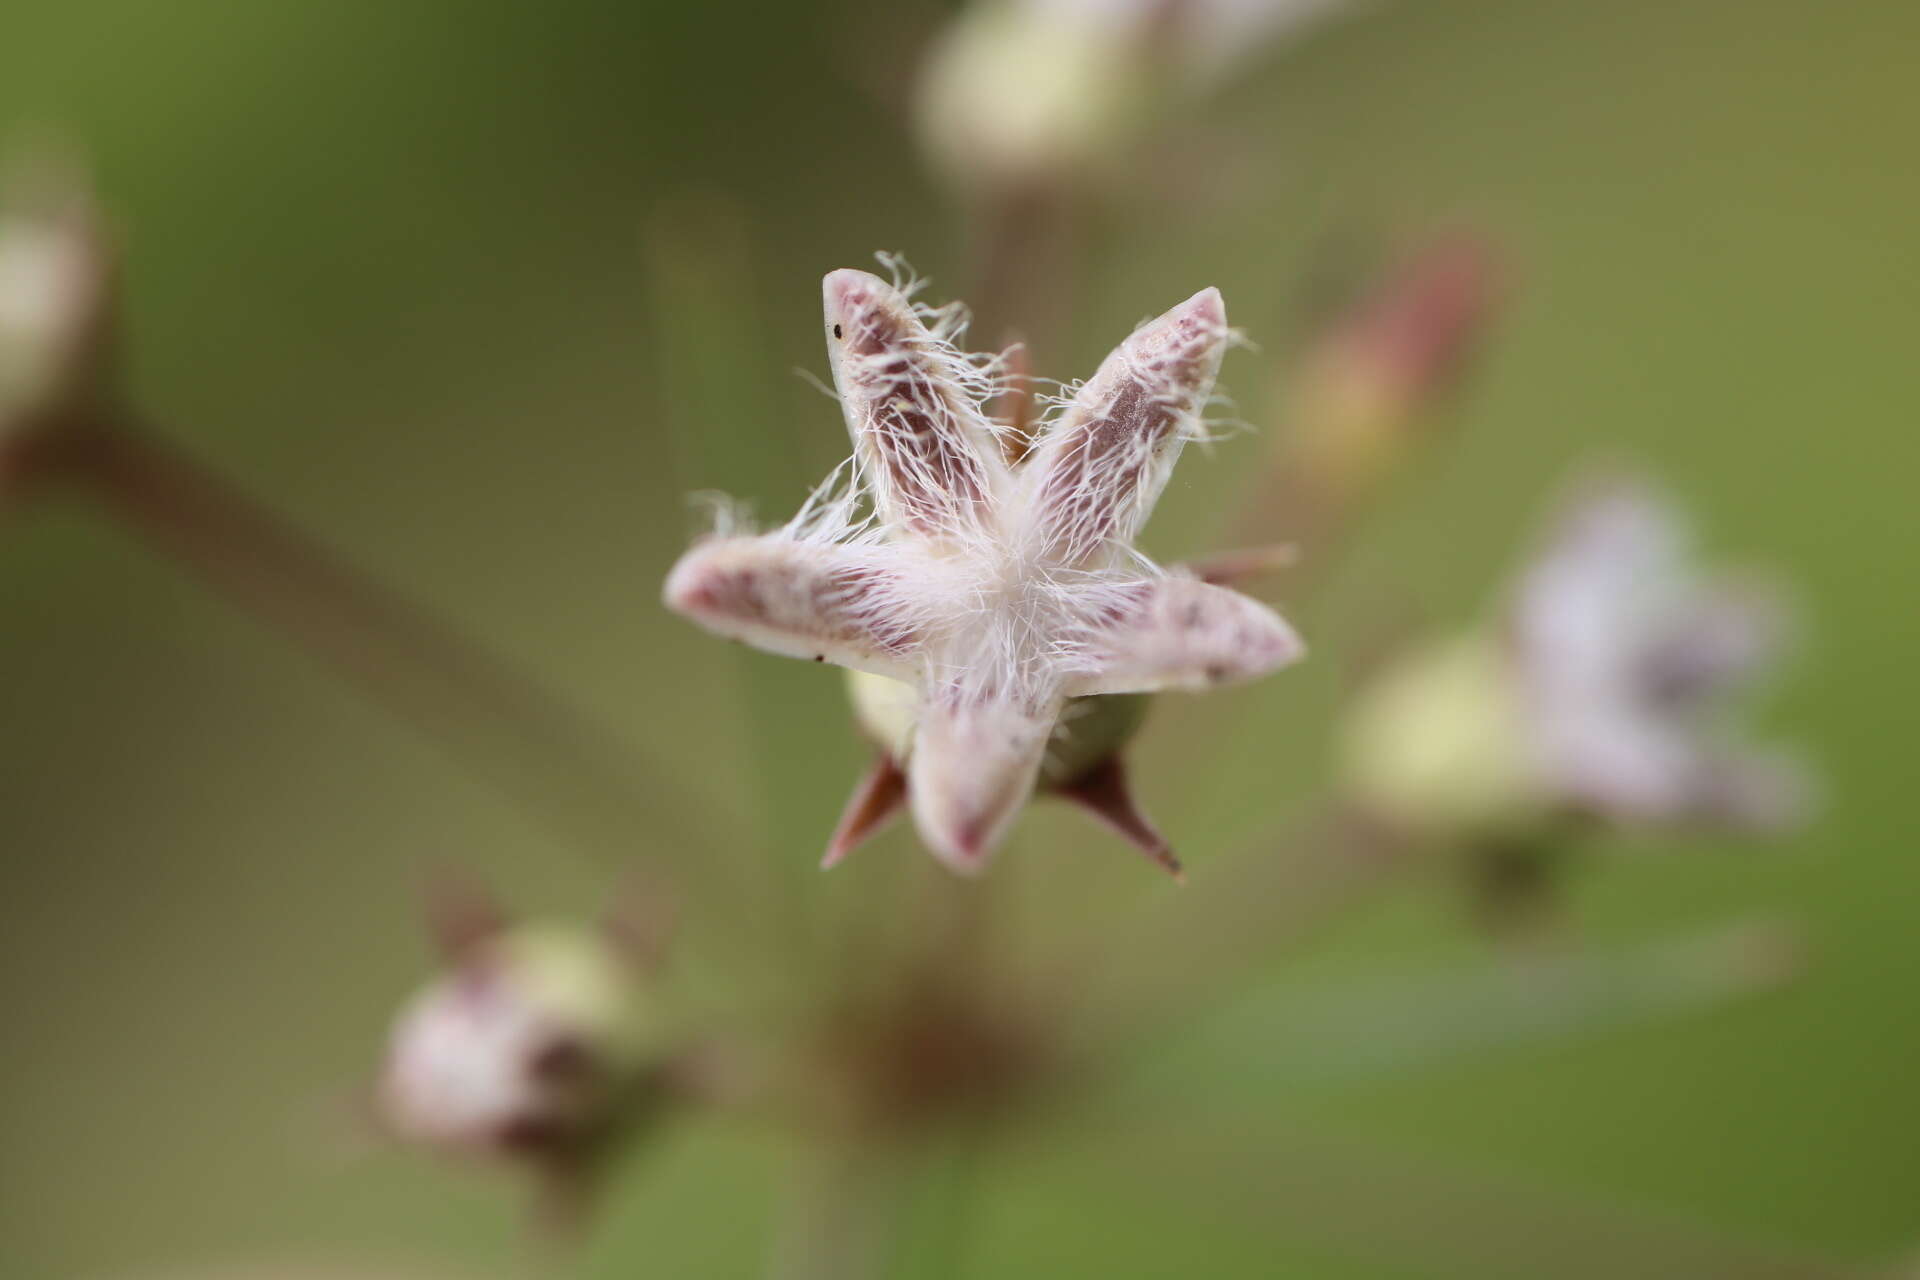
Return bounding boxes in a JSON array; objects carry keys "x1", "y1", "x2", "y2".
[
  {"x1": 1284, "y1": 238, "x2": 1497, "y2": 508},
  {"x1": 0, "y1": 154, "x2": 113, "y2": 459},
  {"x1": 1341, "y1": 629, "x2": 1545, "y2": 841},
  {"x1": 916, "y1": 2, "x2": 1147, "y2": 193},
  {"x1": 1342, "y1": 475, "x2": 1810, "y2": 846},
  {"x1": 916, "y1": 0, "x2": 1349, "y2": 194},
  {"x1": 378, "y1": 922, "x2": 669, "y2": 1162}
]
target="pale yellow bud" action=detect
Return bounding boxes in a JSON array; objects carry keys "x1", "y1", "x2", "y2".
[
  {"x1": 847, "y1": 668, "x2": 919, "y2": 762},
  {"x1": 1340, "y1": 630, "x2": 1546, "y2": 841},
  {"x1": 915, "y1": 4, "x2": 1146, "y2": 192}
]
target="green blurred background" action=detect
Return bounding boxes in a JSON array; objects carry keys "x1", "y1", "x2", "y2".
[{"x1": 2, "y1": 0, "x2": 1916, "y2": 1276}]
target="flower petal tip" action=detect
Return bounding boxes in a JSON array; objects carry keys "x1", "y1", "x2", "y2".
[
  {"x1": 821, "y1": 267, "x2": 900, "y2": 317},
  {"x1": 922, "y1": 825, "x2": 997, "y2": 878},
  {"x1": 1183, "y1": 285, "x2": 1225, "y2": 323},
  {"x1": 660, "y1": 547, "x2": 716, "y2": 618}
]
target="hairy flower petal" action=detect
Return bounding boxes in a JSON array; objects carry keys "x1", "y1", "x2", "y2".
[
  {"x1": 1021, "y1": 286, "x2": 1227, "y2": 567},
  {"x1": 1064, "y1": 575, "x2": 1303, "y2": 696},
  {"x1": 908, "y1": 694, "x2": 1058, "y2": 873},
  {"x1": 664, "y1": 535, "x2": 929, "y2": 678},
  {"x1": 823, "y1": 268, "x2": 1006, "y2": 544}
]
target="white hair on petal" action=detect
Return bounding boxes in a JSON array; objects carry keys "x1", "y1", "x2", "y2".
[{"x1": 687, "y1": 489, "x2": 756, "y2": 539}]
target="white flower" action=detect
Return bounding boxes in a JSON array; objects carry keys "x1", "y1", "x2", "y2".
[
  {"x1": 665, "y1": 266, "x2": 1303, "y2": 873},
  {"x1": 1512, "y1": 478, "x2": 1806, "y2": 830},
  {"x1": 1342, "y1": 476, "x2": 1807, "y2": 840},
  {"x1": 378, "y1": 925, "x2": 659, "y2": 1157}
]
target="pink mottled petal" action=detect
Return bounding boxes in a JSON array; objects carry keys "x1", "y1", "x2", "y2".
[
  {"x1": 1065, "y1": 576, "x2": 1304, "y2": 697},
  {"x1": 1022, "y1": 287, "x2": 1228, "y2": 567},
  {"x1": 663, "y1": 535, "x2": 926, "y2": 678},
  {"x1": 908, "y1": 695, "x2": 1056, "y2": 874},
  {"x1": 822, "y1": 269, "x2": 1005, "y2": 543}
]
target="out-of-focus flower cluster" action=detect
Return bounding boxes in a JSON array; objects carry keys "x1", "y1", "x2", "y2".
[{"x1": 1343, "y1": 477, "x2": 1808, "y2": 847}]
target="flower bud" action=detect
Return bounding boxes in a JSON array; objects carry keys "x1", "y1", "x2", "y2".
[
  {"x1": 0, "y1": 161, "x2": 112, "y2": 455},
  {"x1": 377, "y1": 923, "x2": 667, "y2": 1160},
  {"x1": 1340, "y1": 629, "x2": 1546, "y2": 841},
  {"x1": 1284, "y1": 239, "x2": 1496, "y2": 507},
  {"x1": 846, "y1": 668, "x2": 919, "y2": 763},
  {"x1": 915, "y1": 0, "x2": 1352, "y2": 196},
  {"x1": 915, "y1": 4, "x2": 1147, "y2": 193},
  {"x1": 1342, "y1": 476, "x2": 1810, "y2": 848}
]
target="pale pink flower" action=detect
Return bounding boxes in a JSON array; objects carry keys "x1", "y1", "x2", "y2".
[
  {"x1": 665, "y1": 266, "x2": 1303, "y2": 874},
  {"x1": 1512, "y1": 477, "x2": 1807, "y2": 831},
  {"x1": 377, "y1": 923, "x2": 663, "y2": 1159},
  {"x1": 1342, "y1": 475, "x2": 1808, "y2": 843}
]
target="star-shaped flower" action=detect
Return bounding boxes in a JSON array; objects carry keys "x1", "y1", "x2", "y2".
[{"x1": 665, "y1": 267, "x2": 1303, "y2": 873}]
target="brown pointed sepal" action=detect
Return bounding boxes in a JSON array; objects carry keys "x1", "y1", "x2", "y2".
[
  {"x1": 1055, "y1": 754, "x2": 1184, "y2": 882},
  {"x1": 822, "y1": 753, "x2": 910, "y2": 869},
  {"x1": 1178, "y1": 543, "x2": 1300, "y2": 588}
]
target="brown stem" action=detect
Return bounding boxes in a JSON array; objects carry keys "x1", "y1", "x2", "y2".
[
  {"x1": 22, "y1": 419, "x2": 770, "y2": 955},
  {"x1": 966, "y1": 182, "x2": 1078, "y2": 374}
]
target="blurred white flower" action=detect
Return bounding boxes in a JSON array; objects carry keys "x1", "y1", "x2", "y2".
[
  {"x1": 665, "y1": 265, "x2": 1302, "y2": 873},
  {"x1": 1512, "y1": 478, "x2": 1807, "y2": 831},
  {"x1": 378, "y1": 924, "x2": 664, "y2": 1158},
  {"x1": 0, "y1": 174, "x2": 110, "y2": 443},
  {"x1": 1344, "y1": 476, "x2": 1808, "y2": 840}
]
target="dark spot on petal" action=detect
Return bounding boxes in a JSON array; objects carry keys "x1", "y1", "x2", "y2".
[{"x1": 833, "y1": 323, "x2": 844, "y2": 339}]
